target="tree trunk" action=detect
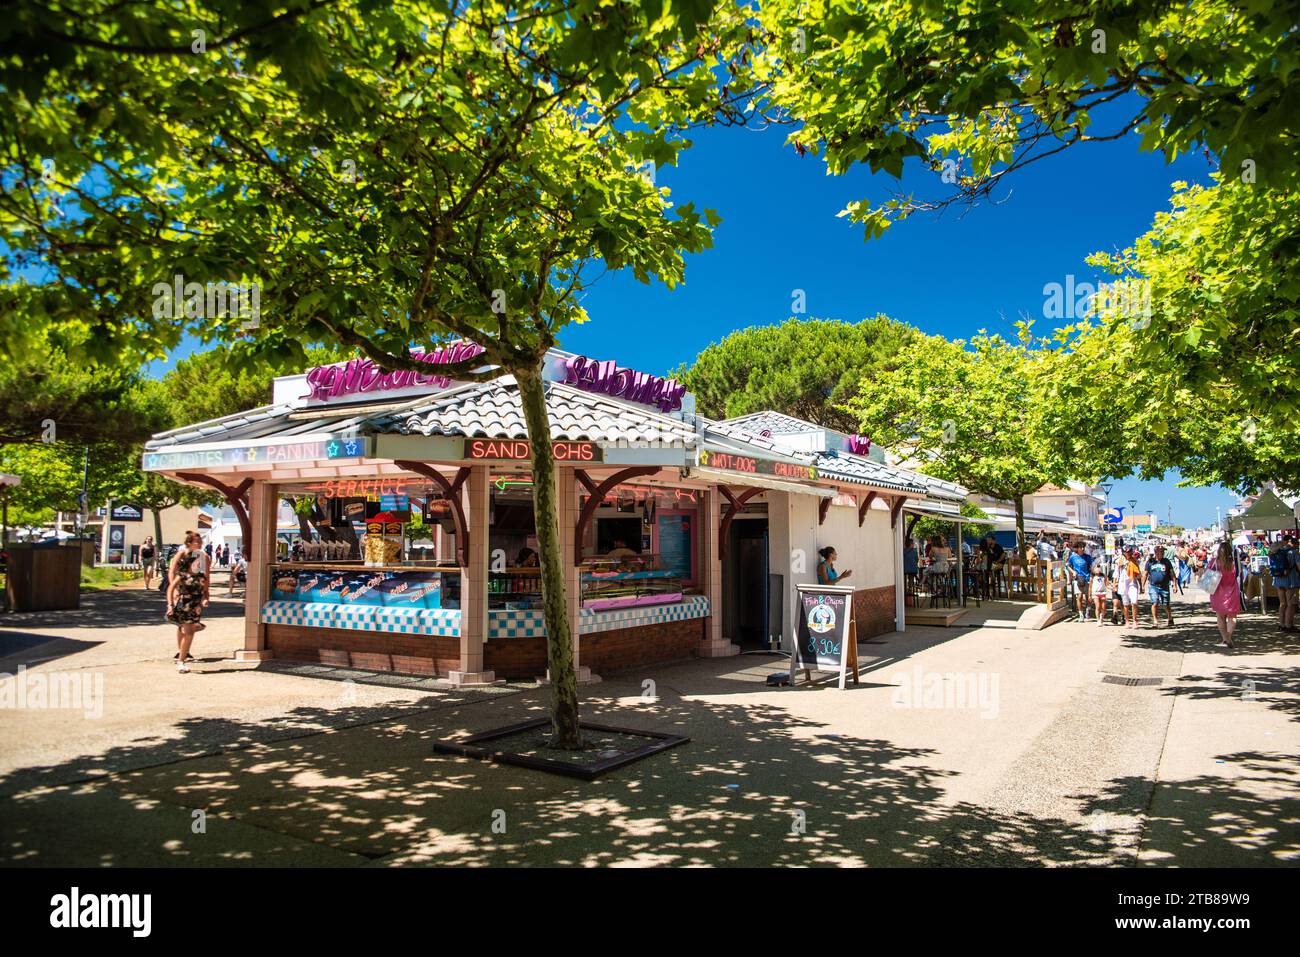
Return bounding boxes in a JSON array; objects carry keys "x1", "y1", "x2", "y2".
[
  {"x1": 151, "y1": 508, "x2": 164, "y2": 565},
  {"x1": 516, "y1": 366, "x2": 583, "y2": 750},
  {"x1": 1014, "y1": 497, "x2": 1026, "y2": 559}
]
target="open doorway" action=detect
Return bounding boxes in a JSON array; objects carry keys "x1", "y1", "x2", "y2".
[{"x1": 725, "y1": 517, "x2": 770, "y2": 648}]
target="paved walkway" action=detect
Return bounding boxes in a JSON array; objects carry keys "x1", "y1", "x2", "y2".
[{"x1": 0, "y1": 583, "x2": 1295, "y2": 866}]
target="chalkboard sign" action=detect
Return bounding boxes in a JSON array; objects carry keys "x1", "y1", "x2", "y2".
[
  {"x1": 657, "y1": 512, "x2": 693, "y2": 581},
  {"x1": 790, "y1": 584, "x2": 858, "y2": 688}
]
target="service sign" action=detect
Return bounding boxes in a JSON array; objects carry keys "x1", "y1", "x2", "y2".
[
  {"x1": 697, "y1": 448, "x2": 818, "y2": 481},
  {"x1": 143, "y1": 437, "x2": 371, "y2": 472},
  {"x1": 463, "y1": 439, "x2": 603, "y2": 462}
]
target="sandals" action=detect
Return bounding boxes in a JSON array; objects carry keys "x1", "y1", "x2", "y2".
[{"x1": 176, "y1": 660, "x2": 190, "y2": 673}]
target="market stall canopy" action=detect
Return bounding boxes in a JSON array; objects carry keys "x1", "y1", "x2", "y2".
[
  {"x1": 0, "y1": 472, "x2": 20, "y2": 488},
  {"x1": 1228, "y1": 488, "x2": 1300, "y2": 532},
  {"x1": 902, "y1": 499, "x2": 965, "y2": 521}
]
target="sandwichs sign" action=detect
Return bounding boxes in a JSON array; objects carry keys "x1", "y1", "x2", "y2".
[{"x1": 462, "y1": 439, "x2": 603, "y2": 462}]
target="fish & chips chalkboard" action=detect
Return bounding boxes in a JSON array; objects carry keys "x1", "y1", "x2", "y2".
[{"x1": 790, "y1": 584, "x2": 858, "y2": 689}]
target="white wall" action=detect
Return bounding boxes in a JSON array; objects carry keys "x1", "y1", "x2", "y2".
[
  {"x1": 815, "y1": 500, "x2": 895, "y2": 590},
  {"x1": 731, "y1": 489, "x2": 899, "y2": 645}
]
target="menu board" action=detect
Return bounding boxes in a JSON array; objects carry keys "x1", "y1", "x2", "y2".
[
  {"x1": 657, "y1": 513, "x2": 693, "y2": 581},
  {"x1": 790, "y1": 584, "x2": 858, "y2": 688}
]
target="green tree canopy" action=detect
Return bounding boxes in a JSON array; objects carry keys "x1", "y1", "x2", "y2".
[
  {"x1": 677, "y1": 315, "x2": 918, "y2": 431},
  {"x1": 1, "y1": 0, "x2": 755, "y2": 747},
  {"x1": 0, "y1": 327, "x2": 164, "y2": 446},
  {"x1": 841, "y1": 328, "x2": 1067, "y2": 553},
  {"x1": 1044, "y1": 177, "x2": 1299, "y2": 493},
  {"x1": 752, "y1": 0, "x2": 1299, "y2": 238},
  {"x1": 159, "y1": 343, "x2": 350, "y2": 424}
]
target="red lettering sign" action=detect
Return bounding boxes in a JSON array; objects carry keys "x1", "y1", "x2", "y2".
[{"x1": 463, "y1": 439, "x2": 602, "y2": 462}]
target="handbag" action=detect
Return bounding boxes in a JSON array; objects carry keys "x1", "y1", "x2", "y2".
[{"x1": 1199, "y1": 566, "x2": 1222, "y2": 594}]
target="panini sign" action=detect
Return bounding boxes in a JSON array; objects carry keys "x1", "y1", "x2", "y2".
[{"x1": 143, "y1": 438, "x2": 369, "y2": 471}]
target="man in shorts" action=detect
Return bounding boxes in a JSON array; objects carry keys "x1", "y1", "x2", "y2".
[
  {"x1": 1066, "y1": 541, "x2": 1093, "y2": 621},
  {"x1": 1143, "y1": 544, "x2": 1175, "y2": 628}
]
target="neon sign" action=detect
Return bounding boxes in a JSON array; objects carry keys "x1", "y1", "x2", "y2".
[
  {"x1": 463, "y1": 439, "x2": 602, "y2": 462},
  {"x1": 303, "y1": 342, "x2": 485, "y2": 402},
  {"x1": 845, "y1": 434, "x2": 872, "y2": 456},
  {"x1": 697, "y1": 448, "x2": 818, "y2": 480},
  {"x1": 303, "y1": 478, "x2": 428, "y2": 499},
  {"x1": 562, "y1": 355, "x2": 686, "y2": 413}
]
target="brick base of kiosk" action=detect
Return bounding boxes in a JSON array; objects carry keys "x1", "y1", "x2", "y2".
[
  {"x1": 265, "y1": 616, "x2": 709, "y2": 681},
  {"x1": 853, "y1": 585, "x2": 897, "y2": 640}
]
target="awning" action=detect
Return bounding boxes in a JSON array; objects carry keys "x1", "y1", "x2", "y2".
[
  {"x1": 1228, "y1": 489, "x2": 1300, "y2": 532},
  {"x1": 902, "y1": 499, "x2": 964, "y2": 520},
  {"x1": 687, "y1": 466, "x2": 835, "y2": 499}
]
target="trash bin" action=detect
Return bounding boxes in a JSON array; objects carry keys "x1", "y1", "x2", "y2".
[{"x1": 5, "y1": 543, "x2": 81, "y2": 611}]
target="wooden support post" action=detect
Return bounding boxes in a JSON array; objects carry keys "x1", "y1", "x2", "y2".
[
  {"x1": 393, "y1": 461, "x2": 471, "y2": 565},
  {"x1": 572, "y1": 467, "x2": 659, "y2": 565},
  {"x1": 176, "y1": 473, "x2": 253, "y2": 560},
  {"x1": 718, "y1": 486, "x2": 762, "y2": 558},
  {"x1": 857, "y1": 490, "x2": 878, "y2": 528}
]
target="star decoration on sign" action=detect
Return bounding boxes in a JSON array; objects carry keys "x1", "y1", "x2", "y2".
[{"x1": 326, "y1": 441, "x2": 341, "y2": 458}]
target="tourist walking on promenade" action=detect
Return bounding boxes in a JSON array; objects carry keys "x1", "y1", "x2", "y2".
[
  {"x1": 1090, "y1": 560, "x2": 1110, "y2": 627},
  {"x1": 166, "y1": 531, "x2": 210, "y2": 672},
  {"x1": 1116, "y1": 547, "x2": 1142, "y2": 627},
  {"x1": 1268, "y1": 534, "x2": 1299, "y2": 632},
  {"x1": 1067, "y1": 541, "x2": 1093, "y2": 621},
  {"x1": 140, "y1": 536, "x2": 156, "y2": 590},
  {"x1": 1143, "y1": 545, "x2": 1176, "y2": 628},
  {"x1": 1207, "y1": 540, "x2": 1243, "y2": 648}
]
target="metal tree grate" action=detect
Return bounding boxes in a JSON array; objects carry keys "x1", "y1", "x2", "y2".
[{"x1": 1101, "y1": 675, "x2": 1166, "y2": 687}]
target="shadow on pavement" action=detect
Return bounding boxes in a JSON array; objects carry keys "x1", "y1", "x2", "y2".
[
  {"x1": 0, "y1": 588, "x2": 245, "y2": 632},
  {"x1": 2, "y1": 677, "x2": 1294, "y2": 867}
]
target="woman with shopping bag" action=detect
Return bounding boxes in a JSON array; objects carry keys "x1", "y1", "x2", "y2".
[{"x1": 1204, "y1": 540, "x2": 1242, "y2": 649}]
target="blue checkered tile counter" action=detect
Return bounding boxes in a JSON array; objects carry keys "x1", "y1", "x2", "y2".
[
  {"x1": 579, "y1": 596, "x2": 711, "y2": 635},
  {"x1": 261, "y1": 598, "x2": 709, "y2": 640},
  {"x1": 489, "y1": 609, "x2": 547, "y2": 639},
  {"x1": 261, "y1": 602, "x2": 461, "y2": 637}
]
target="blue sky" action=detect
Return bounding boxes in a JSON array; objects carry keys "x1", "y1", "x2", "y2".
[
  {"x1": 565, "y1": 119, "x2": 1238, "y2": 529},
  {"x1": 154, "y1": 111, "x2": 1242, "y2": 528}
]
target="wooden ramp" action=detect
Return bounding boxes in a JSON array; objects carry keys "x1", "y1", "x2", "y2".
[{"x1": 905, "y1": 606, "x2": 968, "y2": 627}]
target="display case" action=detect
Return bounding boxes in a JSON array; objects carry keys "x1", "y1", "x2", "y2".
[
  {"x1": 489, "y1": 567, "x2": 543, "y2": 610},
  {"x1": 267, "y1": 564, "x2": 459, "y2": 609},
  {"x1": 580, "y1": 555, "x2": 684, "y2": 611}
]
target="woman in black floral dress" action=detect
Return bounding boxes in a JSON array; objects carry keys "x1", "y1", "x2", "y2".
[{"x1": 166, "y1": 531, "x2": 210, "y2": 673}]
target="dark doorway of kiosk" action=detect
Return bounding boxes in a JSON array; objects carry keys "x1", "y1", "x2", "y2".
[{"x1": 725, "y1": 517, "x2": 770, "y2": 648}]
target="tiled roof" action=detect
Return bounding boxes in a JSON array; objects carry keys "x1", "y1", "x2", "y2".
[
  {"x1": 145, "y1": 396, "x2": 434, "y2": 450},
  {"x1": 386, "y1": 379, "x2": 698, "y2": 447},
  {"x1": 699, "y1": 419, "x2": 818, "y2": 463},
  {"x1": 812, "y1": 450, "x2": 929, "y2": 496},
  {"x1": 720, "y1": 410, "x2": 822, "y2": 435},
  {"x1": 904, "y1": 472, "x2": 969, "y2": 503}
]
